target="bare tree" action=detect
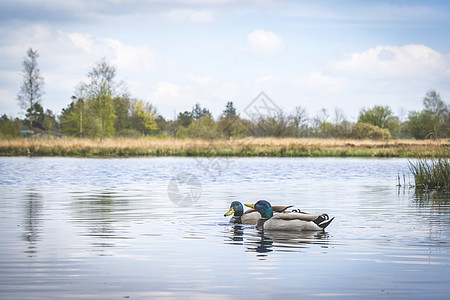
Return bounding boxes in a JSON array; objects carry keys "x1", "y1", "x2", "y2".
[
  {"x1": 317, "y1": 108, "x2": 329, "y2": 123},
  {"x1": 333, "y1": 107, "x2": 345, "y2": 126},
  {"x1": 290, "y1": 106, "x2": 308, "y2": 137},
  {"x1": 17, "y1": 48, "x2": 44, "y2": 129},
  {"x1": 310, "y1": 108, "x2": 329, "y2": 137}
]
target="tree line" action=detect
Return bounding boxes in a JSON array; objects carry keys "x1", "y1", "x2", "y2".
[{"x1": 1, "y1": 48, "x2": 449, "y2": 140}]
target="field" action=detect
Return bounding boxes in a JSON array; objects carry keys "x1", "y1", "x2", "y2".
[{"x1": 0, "y1": 137, "x2": 448, "y2": 157}]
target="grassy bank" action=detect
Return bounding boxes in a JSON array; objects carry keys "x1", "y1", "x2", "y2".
[{"x1": 0, "y1": 137, "x2": 448, "y2": 158}]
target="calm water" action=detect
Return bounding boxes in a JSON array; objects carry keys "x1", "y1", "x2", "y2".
[{"x1": 0, "y1": 157, "x2": 450, "y2": 299}]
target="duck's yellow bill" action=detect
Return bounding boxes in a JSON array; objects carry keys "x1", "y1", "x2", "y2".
[
  {"x1": 224, "y1": 207, "x2": 234, "y2": 217},
  {"x1": 244, "y1": 203, "x2": 255, "y2": 208}
]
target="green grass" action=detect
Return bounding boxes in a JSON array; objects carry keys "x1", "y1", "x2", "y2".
[{"x1": 409, "y1": 148, "x2": 450, "y2": 191}]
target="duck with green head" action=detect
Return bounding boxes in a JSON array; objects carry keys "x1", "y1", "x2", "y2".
[
  {"x1": 224, "y1": 201, "x2": 293, "y2": 225},
  {"x1": 245, "y1": 200, "x2": 334, "y2": 231}
]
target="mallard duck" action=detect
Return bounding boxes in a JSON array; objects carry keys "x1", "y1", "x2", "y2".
[
  {"x1": 224, "y1": 201, "x2": 293, "y2": 225},
  {"x1": 245, "y1": 200, "x2": 334, "y2": 231}
]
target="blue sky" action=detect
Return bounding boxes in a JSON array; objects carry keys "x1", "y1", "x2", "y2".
[{"x1": 1, "y1": 0, "x2": 449, "y2": 122}]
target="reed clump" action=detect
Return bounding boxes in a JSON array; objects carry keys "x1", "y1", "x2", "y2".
[
  {"x1": 409, "y1": 146, "x2": 450, "y2": 191},
  {"x1": 0, "y1": 137, "x2": 448, "y2": 158}
]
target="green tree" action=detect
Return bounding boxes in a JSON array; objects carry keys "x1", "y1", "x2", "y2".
[
  {"x1": 113, "y1": 96, "x2": 131, "y2": 134},
  {"x1": 192, "y1": 103, "x2": 211, "y2": 120},
  {"x1": 175, "y1": 126, "x2": 189, "y2": 138},
  {"x1": 17, "y1": 48, "x2": 45, "y2": 129},
  {"x1": 178, "y1": 111, "x2": 193, "y2": 126},
  {"x1": 130, "y1": 100, "x2": 159, "y2": 135},
  {"x1": 80, "y1": 58, "x2": 127, "y2": 137},
  {"x1": 219, "y1": 101, "x2": 247, "y2": 138},
  {"x1": 59, "y1": 101, "x2": 77, "y2": 136},
  {"x1": 250, "y1": 110, "x2": 291, "y2": 137},
  {"x1": 59, "y1": 99, "x2": 89, "y2": 136},
  {"x1": 358, "y1": 105, "x2": 398, "y2": 133},
  {"x1": 423, "y1": 90, "x2": 447, "y2": 117},
  {"x1": 155, "y1": 115, "x2": 168, "y2": 134},
  {"x1": 25, "y1": 102, "x2": 44, "y2": 129},
  {"x1": 0, "y1": 115, "x2": 20, "y2": 138},
  {"x1": 219, "y1": 117, "x2": 247, "y2": 138},
  {"x1": 407, "y1": 90, "x2": 450, "y2": 139},
  {"x1": 42, "y1": 109, "x2": 58, "y2": 132},
  {"x1": 223, "y1": 101, "x2": 237, "y2": 118},
  {"x1": 407, "y1": 110, "x2": 435, "y2": 139},
  {"x1": 187, "y1": 116, "x2": 220, "y2": 139},
  {"x1": 422, "y1": 90, "x2": 449, "y2": 137},
  {"x1": 87, "y1": 61, "x2": 116, "y2": 136},
  {"x1": 318, "y1": 121, "x2": 335, "y2": 138}
]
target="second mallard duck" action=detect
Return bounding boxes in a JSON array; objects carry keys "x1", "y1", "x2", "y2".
[
  {"x1": 224, "y1": 201, "x2": 293, "y2": 225},
  {"x1": 245, "y1": 200, "x2": 334, "y2": 231}
]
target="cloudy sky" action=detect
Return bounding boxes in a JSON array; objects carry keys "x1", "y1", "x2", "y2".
[{"x1": 1, "y1": 0, "x2": 450, "y2": 121}]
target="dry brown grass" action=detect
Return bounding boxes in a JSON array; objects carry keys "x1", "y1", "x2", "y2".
[{"x1": 0, "y1": 137, "x2": 448, "y2": 157}]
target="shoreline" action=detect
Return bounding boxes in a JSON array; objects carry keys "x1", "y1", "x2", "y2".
[{"x1": 0, "y1": 137, "x2": 448, "y2": 158}]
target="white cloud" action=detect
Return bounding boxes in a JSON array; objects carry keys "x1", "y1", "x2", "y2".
[
  {"x1": 246, "y1": 29, "x2": 284, "y2": 57},
  {"x1": 332, "y1": 44, "x2": 449, "y2": 79},
  {"x1": 253, "y1": 75, "x2": 276, "y2": 86},
  {"x1": 187, "y1": 74, "x2": 240, "y2": 102},
  {"x1": 59, "y1": 32, "x2": 159, "y2": 75},
  {"x1": 166, "y1": 8, "x2": 214, "y2": 22},
  {"x1": 209, "y1": 81, "x2": 239, "y2": 101},
  {"x1": 104, "y1": 38, "x2": 158, "y2": 74},
  {"x1": 148, "y1": 81, "x2": 202, "y2": 116},
  {"x1": 0, "y1": 88, "x2": 19, "y2": 117},
  {"x1": 151, "y1": 81, "x2": 182, "y2": 98},
  {"x1": 66, "y1": 32, "x2": 95, "y2": 53},
  {"x1": 283, "y1": 3, "x2": 442, "y2": 22},
  {"x1": 187, "y1": 74, "x2": 217, "y2": 87},
  {"x1": 293, "y1": 72, "x2": 347, "y2": 94}
]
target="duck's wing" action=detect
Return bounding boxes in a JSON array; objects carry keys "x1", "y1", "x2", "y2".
[
  {"x1": 275, "y1": 211, "x2": 322, "y2": 221},
  {"x1": 272, "y1": 212, "x2": 334, "y2": 230},
  {"x1": 272, "y1": 205, "x2": 294, "y2": 213}
]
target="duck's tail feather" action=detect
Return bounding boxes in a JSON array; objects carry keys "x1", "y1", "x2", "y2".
[
  {"x1": 279, "y1": 205, "x2": 294, "y2": 213},
  {"x1": 313, "y1": 214, "x2": 335, "y2": 229}
]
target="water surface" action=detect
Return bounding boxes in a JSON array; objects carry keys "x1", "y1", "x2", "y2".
[{"x1": 0, "y1": 157, "x2": 449, "y2": 299}]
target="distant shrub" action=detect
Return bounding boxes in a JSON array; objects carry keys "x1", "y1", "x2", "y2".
[
  {"x1": 0, "y1": 116, "x2": 20, "y2": 138},
  {"x1": 187, "y1": 116, "x2": 220, "y2": 139},
  {"x1": 352, "y1": 122, "x2": 391, "y2": 140},
  {"x1": 175, "y1": 126, "x2": 189, "y2": 138}
]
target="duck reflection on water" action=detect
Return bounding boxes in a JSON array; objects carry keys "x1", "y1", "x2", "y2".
[{"x1": 225, "y1": 224, "x2": 331, "y2": 257}]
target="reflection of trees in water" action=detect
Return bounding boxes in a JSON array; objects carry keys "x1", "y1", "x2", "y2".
[
  {"x1": 70, "y1": 189, "x2": 132, "y2": 249},
  {"x1": 226, "y1": 224, "x2": 330, "y2": 259},
  {"x1": 22, "y1": 192, "x2": 43, "y2": 256},
  {"x1": 413, "y1": 191, "x2": 450, "y2": 209},
  {"x1": 412, "y1": 191, "x2": 450, "y2": 241}
]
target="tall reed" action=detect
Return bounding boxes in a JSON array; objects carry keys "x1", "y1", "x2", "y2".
[{"x1": 409, "y1": 146, "x2": 450, "y2": 191}]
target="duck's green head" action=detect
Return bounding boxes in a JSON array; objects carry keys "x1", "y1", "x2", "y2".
[
  {"x1": 245, "y1": 200, "x2": 273, "y2": 219},
  {"x1": 224, "y1": 201, "x2": 244, "y2": 217}
]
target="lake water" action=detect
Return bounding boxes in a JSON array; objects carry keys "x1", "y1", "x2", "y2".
[{"x1": 0, "y1": 156, "x2": 449, "y2": 299}]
